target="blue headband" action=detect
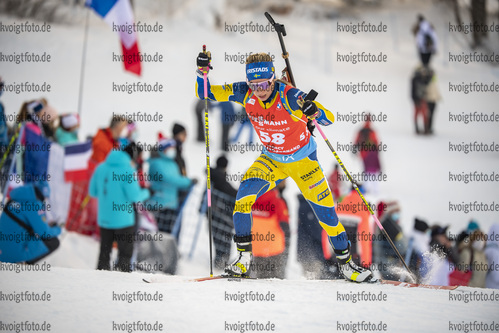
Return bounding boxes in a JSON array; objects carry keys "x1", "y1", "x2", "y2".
[{"x1": 246, "y1": 61, "x2": 275, "y2": 81}]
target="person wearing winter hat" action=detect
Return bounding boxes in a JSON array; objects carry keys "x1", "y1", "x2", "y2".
[
  {"x1": 171, "y1": 123, "x2": 191, "y2": 226},
  {"x1": 89, "y1": 142, "x2": 150, "y2": 272},
  {"x1": 371, "y1": 200, "x2": 407, "y2": 280},
  {"x1": 412, "y1": 14, "x2": 438, "y2": 66},
  {"x1": 211, "y1": 155, "x2": 237, "y2": 197},
  {"x1": 172, "y1": 123, "x2": 187, "y2": 176},
  {"x1": 196, "y1": 51, "x2": 372, "y2": 282},
  {"x1": 353, "y1": 114, "x2": 382, "y2": 194},
  {"x1": 458, "y1": 226, "x2": 488, "y2": 288},
  {"x1": 410, "y1": 65, "x2": 434, "y2": 135},
  {"x1": 55, "y1": 113, "x2": 80, "y2": 146},
  {"x1": 147, "y1": 138, "x2": 196, "y2": 235},
  {"x1": 454, "y1": 220, "x2": 481, "y2": 267}
]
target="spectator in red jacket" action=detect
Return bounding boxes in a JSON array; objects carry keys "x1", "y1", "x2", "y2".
[{"x1": 354, "y1": 115, "x2": 381, "y2": 194}]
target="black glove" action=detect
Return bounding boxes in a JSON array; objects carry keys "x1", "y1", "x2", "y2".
[
  {"x1": 302, "y1": 100, "x2": 319, "y2": 119},
  {"x1": 197, "y1": 52, "x2": 211, "y2": 68}
]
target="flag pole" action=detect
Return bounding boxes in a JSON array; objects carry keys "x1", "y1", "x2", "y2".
[{"x1": 77, "y1": 7, "x2": 90, "y2": 119}]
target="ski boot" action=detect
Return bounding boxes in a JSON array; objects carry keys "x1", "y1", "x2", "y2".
[
  {"x1": 225, "y1": 235, "x2": 253, "y2": 277},
  {"x1": 335, "y1": 244, "x2": 373, "y2": 283}
]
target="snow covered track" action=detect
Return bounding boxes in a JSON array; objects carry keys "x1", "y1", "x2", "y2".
[{"x1": 1, "y1": 267, "x2": 498, "y2": 332}]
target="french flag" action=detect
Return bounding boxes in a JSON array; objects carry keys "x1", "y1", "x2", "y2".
[
  {"x1": 86, "y1": 0, "x2": 142, "y2": 76},
  {"x1": 64, "y1": 141, "x2": 93, "y2": 182}
]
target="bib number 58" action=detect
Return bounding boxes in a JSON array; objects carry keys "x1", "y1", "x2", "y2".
[{"x1": 259, "y1": 131, "x2": 285, "y2": 145}]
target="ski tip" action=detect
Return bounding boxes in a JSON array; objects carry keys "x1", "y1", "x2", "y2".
[
  {"x1": 191, "y1": 274, "x2": 257, "y2": 282},
  {"x1": 378, "y1": 279, "x2": 459, "y2": 290}
]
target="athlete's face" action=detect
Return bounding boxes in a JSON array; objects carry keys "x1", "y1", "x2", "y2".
[{"x1": 249, "y1": 78, "x2": 275, "y2": 101}]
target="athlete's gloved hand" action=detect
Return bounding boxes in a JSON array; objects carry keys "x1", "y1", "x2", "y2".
[
  {"x1": 196, "y1": 51, "x2": 213, "y2": 78},
  {"x1": 197, "y1": 49, "x2": 213, "y2": 71},
  {"x1": 197, "y1": 52, "x2": 210, "y2": 68},
  {"x1": 301, "y1": 100, "x2": 319, "y2": 119}
]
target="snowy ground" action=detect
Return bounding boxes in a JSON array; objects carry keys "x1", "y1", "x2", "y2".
[
  {"x1": 1, "y1": 0, "x2": 499, "y2": 331},
  {"x1": 1, "y1": 264, "x2": 499, "y2": 333}
]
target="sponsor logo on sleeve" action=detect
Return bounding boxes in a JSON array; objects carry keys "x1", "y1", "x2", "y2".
[
  {"x1": 309, "y1": 178, "x2": 325, "y2": 190},
  {"x1": 317, "y1": 188, "x2": 330, "y2": 201}
]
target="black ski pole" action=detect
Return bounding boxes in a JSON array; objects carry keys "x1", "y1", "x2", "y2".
[{"x1": 265, "y1": 12, "x2": 296, "y2": 86}]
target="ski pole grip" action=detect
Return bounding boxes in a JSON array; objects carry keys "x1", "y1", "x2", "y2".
[
  {"x1": 264, "y1": 12, "x2": 275, "y2": 25},
  {"x1": 201, "y1": 44, "x2": 213, "y2": 70},
  {"x1": 265, "y1": 12, "x2": 286, "y2": 36},
  {"x1": 305, "y1": 89, "x2": 318, "y2": 101}
]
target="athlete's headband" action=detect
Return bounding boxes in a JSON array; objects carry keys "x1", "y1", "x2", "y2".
[{"x1": 246, "y1": 61, "x2": 275, "y2": 81}]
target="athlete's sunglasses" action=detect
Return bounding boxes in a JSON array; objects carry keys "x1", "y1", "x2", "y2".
[{"x1": 247, "y1": 74, "x2": 275, "y2": 92}]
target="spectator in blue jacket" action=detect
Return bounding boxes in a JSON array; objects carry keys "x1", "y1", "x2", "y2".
[
  {"x1": 89, "y1": 143, "x2": 150, "y2": 272},
  {"x1": 147, "y1": 138, "x2": 196, "y2": 233},
  {"x1": 0, "y1": 184, "x2": 61, "y2": 263}
]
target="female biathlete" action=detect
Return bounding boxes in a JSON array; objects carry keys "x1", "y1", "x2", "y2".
[{"x1": 196, "y1": 51, "x2": 372, "y2": 282}]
